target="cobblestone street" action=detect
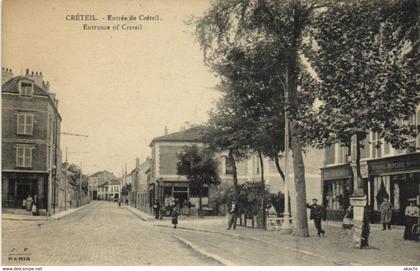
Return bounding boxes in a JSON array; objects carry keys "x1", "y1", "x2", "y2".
[
  {"x1": 2, "y1": 202, "x2": 218, "y2": 266},
  {"x1": 3, "y1": 201, "x2": 420, "y2": 266}
]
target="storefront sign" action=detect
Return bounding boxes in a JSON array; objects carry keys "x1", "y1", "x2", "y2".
[
  {"x1": 321, "y1": 164, "x2": 352, "y2": 180},
  {"x1": 369, "y1": 153, "x2": 420, "y2": 175}
]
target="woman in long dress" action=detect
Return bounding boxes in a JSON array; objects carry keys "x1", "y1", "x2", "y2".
[
  {"x1": 403, "y1": 199, "x2": 419, "y2": 241},
  {"x1": 171, "y1": 206, "x2": 179, "y2": 229}
]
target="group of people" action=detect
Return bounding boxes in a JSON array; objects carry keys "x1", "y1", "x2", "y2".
[
  {"x1": 22, "y1": 194, "x2": 39, "y2": 216},
  {"x1": 377, "y1": 197, "x2": 419, "y2": 241},
  {"x1": 153, "y1": 195, "x2": 419, "y2": 239},
  {"x1": 313, "y1": 196, "x2": 420, "y2": 243}
]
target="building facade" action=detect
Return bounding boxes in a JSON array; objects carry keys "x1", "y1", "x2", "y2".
[
  {"x1": 88, "y1": 170, "x2": 116, "y2": 200},
  {"x1": 145, "y1": 125, "x2": 323, "y2": 216},
  {"x1": 2, "y1": 68, "x2": 62, "y2": 215},
  {"x1": 108, "y1": 179, "x2": 121, "y2": 201},
  {"x1": 320, "y1": 106, "x2": 420, "y2": 224}
]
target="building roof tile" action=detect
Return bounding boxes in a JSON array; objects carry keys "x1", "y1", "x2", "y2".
[{"x1": 150, "y1": 125, "x2": 205, "y2": 146}]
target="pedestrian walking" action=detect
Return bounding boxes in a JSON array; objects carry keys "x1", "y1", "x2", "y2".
[
  {"x1": 31, "y1": 195, "x2": 39, "y2": 216},
  {"x1": 25, "y1": 195, "x2": 33, "y2": 212},
  {"x1": 403, "y1": 198, "x2": 419, "y2": 241},
  {"x1": 171, "y1": 206, "x2": 179, "y2": 229},
  {"x1": 227, "y1": 200, "x2": 238, "y2": 230},
  {"x1": 22, "y1": 198, "x2": 26, "y2": 209},
  {"x1": 153, "y1": 199, "x2": 160, "y2": 219},
  {"x1": 307, "y1": 198, "x2": 326, "y2": 237},
  {"x1": 379, "y1": 197, "x2": 393, "y2": 230}
]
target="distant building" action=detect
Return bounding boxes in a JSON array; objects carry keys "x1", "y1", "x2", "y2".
[
  {"x1": 145, "y1": 125, "x2": 323, "y2": 216},
  {"x1": 108, "y1": 179, "x2": 121, "y2": 201},
  {"x1": 88, "y1": 170, "x2": 116, "y2": 200},
  {"x1": 128, "y1": 157, "x2": 152, "y2": 211},
  {"x1": 2, "y1": 68, "x2": 62, "y2": 215},
  {"x1": 97, "y1": 182, "x2": 108, "y2": 200}
]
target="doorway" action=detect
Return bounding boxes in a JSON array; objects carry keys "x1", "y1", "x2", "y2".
[
  {"x1": 393, "y1": 173, "x2": 420, "y2": 224},
  {"x1": 12, "y1": 179, "x2": 37, "y2": 208}
]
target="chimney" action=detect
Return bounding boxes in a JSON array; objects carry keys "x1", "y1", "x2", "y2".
[
  {"x1": 2, "y1": 67, "x2": 14, "y2": 84},
  {"x1": 27, "y1": 70, "x2": 44, "y2": 88},
  {"x1": 42, "y1": 81, "x2": 50, "y2": 92},
  {"x1": 136, "y1": 157, "x2": 140, "y2": 169},
  {"x1": 164, "y1": 125, "x2": 168, "y2": 135}
]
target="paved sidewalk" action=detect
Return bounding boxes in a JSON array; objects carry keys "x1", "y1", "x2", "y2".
[
  {"x1": 50, "y1": 202, "x2": 92, "y2": 220},
  {"x1": 2, "y1": 202, "x2": 92, "y2": 221},
  {"x1": 125, "y1": 205, "x2": 154, "y2": 221},
  {"x1": 149, "y1": 216, "x2": 419, "y2": 266},
  {"x1": 1, "y1": 213, "x2": 49, "y2": 221}
]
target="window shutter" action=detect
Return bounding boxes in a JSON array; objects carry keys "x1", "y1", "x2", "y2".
[
  {"x1": 25, "y1": 115, "x2": 33, "y2": 135},
  {"x1": 16, "y1": 147, "x2": 24, "y2": 167},
  {"x1": 24, "y1": 148, "x2": 32, "y2": 167},
  {"x1": 17, "y1": 114, "x2": 25, "y2": 134},
  {"x1": 416, "y1": 109, "x2": 420, "y2": 149}
]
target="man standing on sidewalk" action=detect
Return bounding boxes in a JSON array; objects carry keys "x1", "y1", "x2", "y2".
[
  {"x1": 227, "y1": 200, "x2": 239, "y2": 230},
  {"x1": 153, "y1": 199, "x2": 160, "y2": 219},
  {"x1": 379, "y1": 197, "x2": 393, "y2": 230},
  {"x1": 307, "y1": 198, "x2": 326, "y2": 237}
]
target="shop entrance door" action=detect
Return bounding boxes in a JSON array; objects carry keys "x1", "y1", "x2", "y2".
[
  {"x1": 173, "y1": 192, "x2": 188, "y2": 208},
  {"x1": 14, "y1": 179, "x2": 37, "y2": 208}
]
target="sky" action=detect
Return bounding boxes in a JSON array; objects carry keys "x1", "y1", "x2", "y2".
[{"x1": 3, "y1": 0, "x2": 221, "y2": 175}]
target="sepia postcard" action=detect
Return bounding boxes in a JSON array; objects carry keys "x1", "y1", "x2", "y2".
[{"x1": 1, "y1": 0, "x2": 419, "y2": 270}]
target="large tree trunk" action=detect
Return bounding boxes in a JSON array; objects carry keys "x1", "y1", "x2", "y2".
[
  {"x1": 285, "y1": 4, "x2": 309, "y2": 237},
  {"x1": 228, "y1": 149, "x2": 240, "y2": 198},
  {"x1": 257, "y1": 150, "x2": 265, "y2": 184},
  {"x1": 257, "y1": 150, "x2": 266, "y2": 229},
  {"x1": 199, "y1": 182, "x2": 203, "y2": 211},
  {"x1": 290, "y1": 120, "x2": 309, "y2": 237},
  {"x1": 274, "y1": 154, "x2": 286, "y2": 182},
  {"x1": 354, "y1": 133, "x2": 365, "y2": 196}
]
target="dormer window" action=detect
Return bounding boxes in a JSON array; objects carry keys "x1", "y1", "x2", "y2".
[{"x1": 18, "y1": 81, "x2": 34, "y2": 97}]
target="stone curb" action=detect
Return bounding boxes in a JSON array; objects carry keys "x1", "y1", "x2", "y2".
[
  {"x1": 125, "y1": 206, "x2": 154, "y2": 221},
  {"x1": 174, "y1": 235, "x2": 235, "y2": 266},
  {"x1": 154, "y1": 224, "x2": 241, "y2": 238},
  {"x1": 51, "y1": 202, "x2": 92, "y2": 220},
  {"x1": 2, "y1": 203, "x2": 91, "y2": 221},
  {"x1": 157, "y1": 223, "x2": 358, "y2": 265},
  {"x1": 1, "y1": 215, "x2": 49, "y2": 221}
]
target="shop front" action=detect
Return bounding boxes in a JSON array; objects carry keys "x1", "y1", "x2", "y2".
[
  {"x1": 1, "y1": 172, "x2": 48, "y2": 212},
  {"x1": 152, "y1": 180, "x2": 209, "y2": 216},
  {"x1": 368, "y1": 152, "x2": 420, "y2": 225},
  {"x1": 321, "y1": 164, "x2": 353, "y2": 221}
]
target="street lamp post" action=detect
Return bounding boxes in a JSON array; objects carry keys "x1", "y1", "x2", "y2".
[
  {"x1": 61, "y1": 132, "x2": 88, "y2": 210},
  {"x1": 79, "y1": 162, "x2": 82, "y2": 207}
]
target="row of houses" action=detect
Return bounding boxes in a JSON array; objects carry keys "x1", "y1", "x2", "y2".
[
  {"x1": 1, "y1": 67, "x2": 88, "y2": 215},
  {"x1": 88, "y1": 171, "x2": 122, "y2": 201},
  {"x1": 124, "y1": 108, "x2": 419, "y2": 225}
]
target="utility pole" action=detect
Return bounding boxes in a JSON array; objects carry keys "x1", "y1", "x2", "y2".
[
  {"x1": 61, "y1": 132, "x2": 88, "y2": 210},
  {"x1": 79, "y1": 162, "x2": 83, "y2": 207},
  {"x1": 64, "y1": 147, "x2": 68, "y2": 210},
  {"x1": 281, "y1": 70, "x2": 293, "y2": 234}
]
